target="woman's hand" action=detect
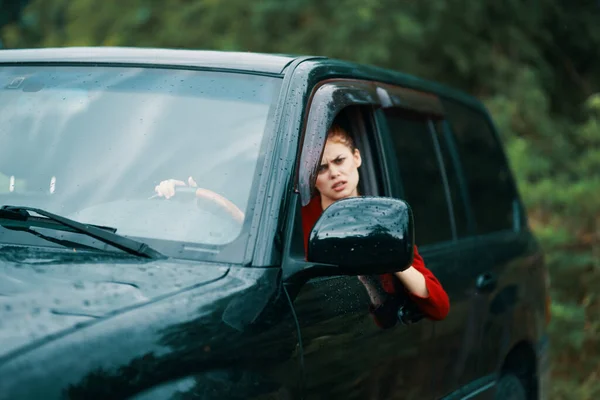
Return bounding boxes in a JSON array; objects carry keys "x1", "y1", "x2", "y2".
[{"x1": 154, "y1": 177, "x2": 197, "y2": 199}]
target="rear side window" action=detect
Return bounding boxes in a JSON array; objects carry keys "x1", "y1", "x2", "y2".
[
  {"x1": 442, "y1": 100, "x2": 517, "y2": 234},
  {"x1": 433, "y1": 120, "x2": 470, "y2": 238},
  {"x1": 383, "y1": 109, "x2": 453, "y2": 245}
]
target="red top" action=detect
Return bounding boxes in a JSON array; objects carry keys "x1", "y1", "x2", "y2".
[{"x1": 301, "y1": 195, "x2": 449, "y2": 325}]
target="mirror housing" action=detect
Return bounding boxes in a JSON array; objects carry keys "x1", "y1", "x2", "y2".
[{"x1": 307, "y1": 196, "x2": 414, "y2": 275}]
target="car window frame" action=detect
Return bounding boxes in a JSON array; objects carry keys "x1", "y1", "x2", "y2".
[
  {"x1": 375, "y1": 106, "x2": 459, "y2": 247},
  {"x1": 283, "y1": 79, "x2": 396, "y2": 282},
  {"x1": 295, "y1": 78, "x2": 446, "y2": 207},
  {"x1": 439, "y1": 97, "x2": 525, "y2": 237},
  {"x1": 295, "y1": 79, "x2": 381, "y2": 206}
]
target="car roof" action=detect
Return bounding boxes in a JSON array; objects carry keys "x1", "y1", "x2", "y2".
[
  {"x1": 0, "y1": 47, "x2": 301, "y2": 75},
  {"x1": 0, "y1": 46, "x2": 482, "y2": 110}
]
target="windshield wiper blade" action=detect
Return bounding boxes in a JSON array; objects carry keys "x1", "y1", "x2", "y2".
[
  {"x1": 11, "y1": 226, "x2": 109, "y2": 253},
  {"x1": 0, "y1": 205, "x2": 166, "y2": 259}
]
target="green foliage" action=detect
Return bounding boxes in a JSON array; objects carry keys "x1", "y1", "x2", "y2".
[
  {"x1": 2, "y1": 1, "x2": 600, "y2": 398},
  {"x1": 489, "y1": 64, "x2": 600, "y2": 398}
]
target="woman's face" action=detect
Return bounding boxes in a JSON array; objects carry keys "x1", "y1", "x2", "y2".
[{"x1": 315, "y1": 138, "x2": 362, "y2": 208}]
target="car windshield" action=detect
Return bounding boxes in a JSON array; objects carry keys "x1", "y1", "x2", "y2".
[{"x1": 0, "y1": 65, "x2": 282, "y2": 262}]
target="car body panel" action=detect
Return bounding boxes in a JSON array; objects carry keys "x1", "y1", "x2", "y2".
[
  {"x1": 0, "y1": 255, "x2": 301, "y2": 400},
  {"x1": 291, "y1": 274, "x2": 438, "y2": 400},
  {"x1": 0, "y1": 246, "x2": 229, "y2": 361}
]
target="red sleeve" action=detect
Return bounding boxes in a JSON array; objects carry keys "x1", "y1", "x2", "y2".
[{"x1": 405, "y1": 245, "x2": 450, "y2": 321}]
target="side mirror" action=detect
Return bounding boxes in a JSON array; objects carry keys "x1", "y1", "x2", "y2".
[{"x1": 307, "y1": 196, "x2": 414, "y2": 275}]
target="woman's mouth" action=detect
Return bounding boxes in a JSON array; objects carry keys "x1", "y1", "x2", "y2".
[{"x1": 332, "y1": 181, "x2": 347, "y2": 192}]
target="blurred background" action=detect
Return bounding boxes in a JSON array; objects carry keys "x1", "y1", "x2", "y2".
[{"x1": 1, "y1": 1, "x2": 598, "y2": 398}]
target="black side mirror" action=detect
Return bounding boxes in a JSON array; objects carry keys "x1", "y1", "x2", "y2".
[{"x1": 307, "y1": 196, "x2": 414, "y2": 275}]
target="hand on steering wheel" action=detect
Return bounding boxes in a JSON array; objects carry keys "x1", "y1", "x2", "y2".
[{"x1": 154, "y1": 177, "x2": 245, "y2": 224}]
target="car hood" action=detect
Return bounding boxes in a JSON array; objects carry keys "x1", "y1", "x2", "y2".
[{"x1": 0, "y1": 253, "x2": 229, "y2": 360}]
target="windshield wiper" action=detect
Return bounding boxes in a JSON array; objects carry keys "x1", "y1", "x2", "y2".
[{"x1": 0, "y1": 205, "x2": 165, "y2": 259}]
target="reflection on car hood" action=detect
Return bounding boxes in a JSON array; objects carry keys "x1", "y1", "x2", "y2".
[{"x1": 0, "y1": 255, "x2": 228, "y2": 360}]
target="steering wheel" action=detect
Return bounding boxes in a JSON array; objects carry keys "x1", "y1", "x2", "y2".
[{"x1": 155, "y1": 186, "x2": 245, "y2": 224}]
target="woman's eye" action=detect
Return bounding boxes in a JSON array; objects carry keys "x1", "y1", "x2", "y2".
[
  {"x1": 334, "y1": 158, "x2": 345, "y2": 164},
  {"x1": 318, "y1": 165, "x2": 327, "y2": 173}
]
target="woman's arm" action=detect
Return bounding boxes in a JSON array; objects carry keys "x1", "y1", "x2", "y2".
[
  {"x1": 154, "y1": 177, "x2": 245, "y2": 223},
  {"x1": 395, "y1": 266, "x2": 429, "y2": 297},
  {"x1": 394, "y1": 246, "x2": 450, "y2": 321},
  {"x1": 358, "y1": 246, "x2": 450, "y2": 328}
]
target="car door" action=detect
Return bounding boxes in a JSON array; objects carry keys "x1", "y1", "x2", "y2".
[
  {"x1": 375, "y1": 105, "x2": 480, "y2": 398},
  {"x1": 282, "y1": 80, "x2": 438, "y2": 400},
  {"x1": 426, "y1": 118, "x2": 495, "y2": 398},
  {"x1": 440, "y1": 99, "x2": 529, "y2": 397}
]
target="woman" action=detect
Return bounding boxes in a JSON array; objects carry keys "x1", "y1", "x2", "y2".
[
  {"x1": 155, "y1": 123, "x2": 449, "y2": 326},
  {"x1": 301, "y1": 124, "x2": 449, "y2": 328}
]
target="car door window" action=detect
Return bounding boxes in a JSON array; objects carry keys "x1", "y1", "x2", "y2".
[
  {"x1": 442, "y1": 100, "x2": 518, "y2": 234},
  {"x1": 382, "y1": 108, "x2": 454, "y2": 245},
  {"x1": 434, "y1": 120, "x2": 472, "y2": 238}
]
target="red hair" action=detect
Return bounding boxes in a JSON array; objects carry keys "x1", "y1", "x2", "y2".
[{"x1": 327, "y1": 124, "x2": 356, "y2": 152}]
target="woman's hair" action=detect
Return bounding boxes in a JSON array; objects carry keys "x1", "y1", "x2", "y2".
[{"x1": 327, "y1": 123, "x2": 357, "y2": 152}]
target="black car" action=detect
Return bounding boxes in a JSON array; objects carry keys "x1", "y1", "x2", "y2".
[{"x1": 0, "y1": 47, "x2": 550, "y2": 400}]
